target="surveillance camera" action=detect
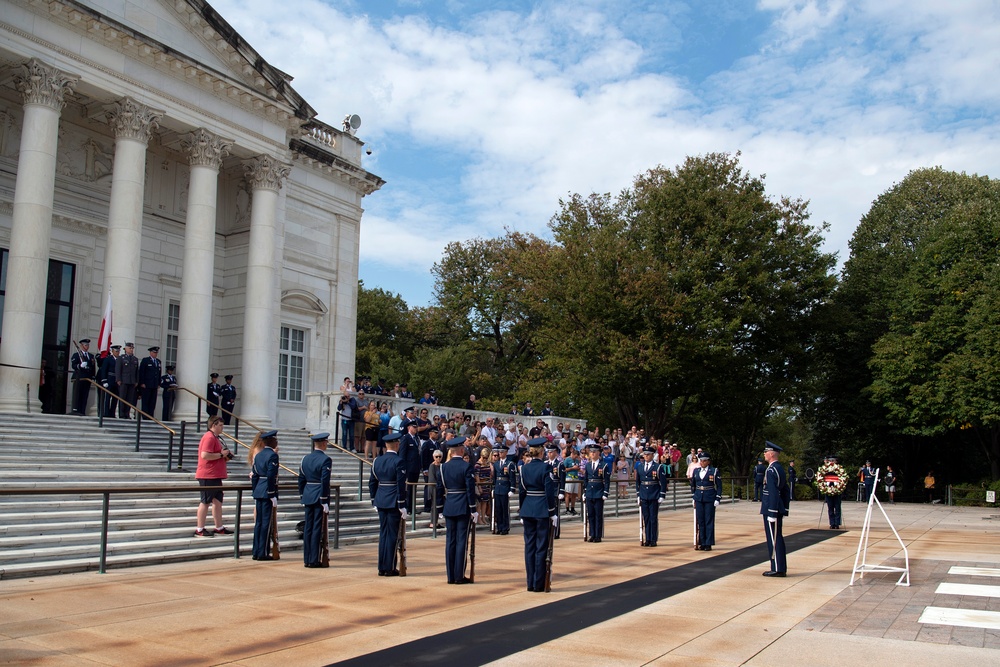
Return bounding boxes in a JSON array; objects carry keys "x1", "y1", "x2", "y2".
[{"x1": 365, "y1": 147, "x2": 372, "y2": 155}]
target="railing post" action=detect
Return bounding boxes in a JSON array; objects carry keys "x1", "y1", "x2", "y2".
[
  {"x1": 97, "y1": 384, "x2": 104, "y2": 427},
  {"x1": 358, "y1": 459, "x2": 363, "y2": 501},
  {"x1": 234, "y1": 489, "x2": 243, "y2": 558},
  {"x1": 99, "y1": 492, "x2": 110, "y2": 574},
  {"x1": 334, "y1": 486, "x2": 341, "y2": 550},
  {"x1": 178, "y1": 421, "x2": 186, "y2": 470},
  {"x1": 411, "y1": 483, "x2": 417, "y2": 532},
  {"x1": 167, "y1": 432, "x2": 175, "y2": 472},
  {"x1": 135, "y1": 412, "x2": 141, "y2": 452},
  {"x1": 615, "y1": 487, "x2": 620, "y2": 517},
  {"x1": 431, "y1": 482, "x2": 438, "y2": 538},
  {"x1": 234, "y1": 419, "x2": 239, "y2": 441},
  {"x1": 197, "y1": 400, "x2": 202, "y2": 432}
]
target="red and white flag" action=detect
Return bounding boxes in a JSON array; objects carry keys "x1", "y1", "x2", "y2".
[{"x1": 97, "y1": 290, "x2": 113, "y2": 357}]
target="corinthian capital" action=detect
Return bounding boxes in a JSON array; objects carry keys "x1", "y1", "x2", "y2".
[
  {"x1": 244, "y1": 154, "x2": 290, "y2": 192},
  {"x1": 184, "y1": 128, "x2": 232, "y2": 169},
  {"x1": 14, "y1": 58, "x2": 79, "y2": 110},
  {"x1": 107, "y1": 97, "x2": 163, "y2": 144}
]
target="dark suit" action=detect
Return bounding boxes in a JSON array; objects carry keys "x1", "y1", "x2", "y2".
[
  {"x1": 761, "y1": 461, "x2": 790, "y2": 574},
  {"x1": 753, "y1": 462, "x2": 767, "y2": 501},
  {"x1": 437, "y1": 457, "x2": 476, "y2": 583},
  {"x1": 861, "y1": 465, "x2": 876, "y2": 502},
  {"x1": 251, "y1": 447, "x2": 279, "y2": 560},
  {"x1": 518, "y1": 458, "x2": 557, "y2": 591},
  {"x1": 368, "y1": 451, "x2": 407, "y2": 574},
  {"x1": 220, "y1": 383, "x2": 237, "y2": 425},
  {"x1": 581, "y1": 459, "x2": 611, "y2": 541},
  {"x1": 298, "y1": 449, "x2": 332, "y2": 566},
  {"x1": 692, "y1": 465, "x2": 723, "y2": 548},
  {"x1": 635, "y1": 460, "x2": 666, "y2": 546},
  {"x1": 138, "y1": 356, "x2": 161, "y2": 415},
  {"x1": 70, "y1": 349, "x2": 96, "y2": 414},
  {"x1": 492, "y1": 456, "x2": 517, "y2": 534},
  {"x1": 206, "y1": 382, "x2": 221, "y2": 416},
  {"x1": 97, "y1": 354, "x2": 119, "y2": 417},
  {"x1": 160, "y1": 373, "x2": 177, "y2": 421}
]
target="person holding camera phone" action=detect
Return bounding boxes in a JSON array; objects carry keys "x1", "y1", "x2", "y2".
[{"x1": 194, "y1": 416, "x2": 234, "y2": 537}]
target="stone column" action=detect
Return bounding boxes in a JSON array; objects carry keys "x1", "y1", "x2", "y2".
[
  {"x1": 0, "y1": 59, "x2": 78, "y2": 413},
  {"x1": 173, "y1": 129, "x2": 231, "y2": 421},
  {"x1": 240, "y1": 155, "x2": 289, "y2": 424},
  {"x1": 100, "y1": 97, "x2": 162, "y2": 348}
]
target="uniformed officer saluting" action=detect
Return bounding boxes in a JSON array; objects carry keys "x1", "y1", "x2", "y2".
[
  {"x1": 581, "y1": 443, "x2": 610, "y2": 542},
  {"x1": 636, "y1": 446, "x2": 666, "y2": 546},
  {"x1": 299, "y1": 432, "x2": 332, "y2": 568},
  {"x1": 519, "y1": 437, "x2": 557, "y2": 592},
  {"x1": 437, "y1": 436, "x2": 477, "y2": 584},
  {"x1": 761, "y1": 441, "x2": 790, "y2": 577},
  {"x1": 692, "y1": 451, "x2": 722, "y2": 551},
  {"x1": 369, "y1": 431, "x2": 407, "y2": 576},
  {"x1": 492, "y1": 443, "x2": 517, "y2": 535}
]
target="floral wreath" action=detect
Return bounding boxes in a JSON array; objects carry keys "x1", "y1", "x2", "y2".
[{"x1": 815, "y1": 463, "x2": 848, "y2": 496}]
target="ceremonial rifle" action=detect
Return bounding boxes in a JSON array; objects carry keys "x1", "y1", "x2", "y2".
[
  {"x1": 544, "y1": 519, "x2": 554, "y2": 592},
  {"x1": 270, "y1": 502, "x2": 280, "y2": 560},
  {"x1": 467, "y1": 516, "x2": 476, "y2": 582},
  {"x1": 320, "y1": 509, "x2": 329, "y2": 567},
  {"x1": 396, "y1": 511, "x2": 407, "y2": 576}
]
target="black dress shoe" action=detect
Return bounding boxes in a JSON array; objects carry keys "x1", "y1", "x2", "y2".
[
  {"x1": 702, "y1": 546, "x2": 711, "y2": 551},
  {"x1": 253, "y1": 555, "x2": 274, "y2": 561},
  {"x1": 593, "y1": 538, "x2": 601, "y2": 543},
  {"x1": 455, "y1": 577, "x2": 473, "y2": 584},
  {"x1": 762, "y1": 571, "x2": 786, "y2": 577},
  {"x1": 694, "y1": 545, "x2": 703, "y2": 551},
  {"x1": 385, "y1": 570, "x2": 400, "y2": 577}
]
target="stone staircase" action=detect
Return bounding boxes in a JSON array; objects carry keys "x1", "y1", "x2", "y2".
[{"x1": 0, "y1": 413, "x2": 418, "y2": 579}]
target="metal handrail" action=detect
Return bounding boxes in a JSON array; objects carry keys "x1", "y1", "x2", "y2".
[
  {"x1": 0, "y1": 482, "x2": 342, "y2": 573},
  {"x1": 326, "y1": 440, "x2": 371, "y2": 501},
  {"x1": 173, "y1": 385, "x2": 265, "y2": 440},
  {"x1": 86, "y1": 379, "x2": 178, "y2": 464}
]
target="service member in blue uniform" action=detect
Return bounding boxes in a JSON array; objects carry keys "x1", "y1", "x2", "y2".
[
  {"x1": 753, "y1": 458, "x2": 767, "y2": 502},
  {"x1": 761, "y1": 441, "x2": 790, "y2": 577},
  {"x1": 492, "y1": 443, "x2": 517, "y2": 534},
  {"x1": 635, "y1": 446, "x2": 666, "y2": 546},
  {"x1": 824, "y1": 454, "x2": 843, "y2": 529},
  {"x1": 137, "y1": 346, "x2": 161, "y2": 414},
  {"x1": 545, "y1": 443, "x2": 563, "y2": 539},
  {"x1": 368, "y1": 431, "x2": 407, "y2": 576},
  {"x1": 299, "y1": 431, "x2": 332, "y2": 568},
  {"x1": 160, "y1": 365, "x2": 177, "y2": 421},
  {"x1": 860, "y1": 461, "x2": 876, "y2": 502},
  {"x1": 206, "y1": 372, "x2": 221, "y2": 417},
  {"x1": 581, "y1": 443, "x2": 610, "y2": 542},
  {"x1": 70, "y1": 338, "x2": 96, "y2": 415},
  {"x1": 97, "y1": 344, "x2": 121, "y2": 418},
  {"x1": 437, "y1": 436, "x2": 477, "y2": 584},
  {"x1": 115, "y1": 342, "x2": 139, "y2": 418},
  {"x1": 251, "y1": 429, "x2": 279, "y2": 561},
  {"x1": 220, "y1": 375, "x2": 237, "y2": 425},
  {"x1": 691, "y1": 451, "x2": 723, "y2": 551},
  {"x1": 397, "y1": 414, "x2": 422, "y2": 510},
  {"x1": 519, "y1": 437, "x2": 557, "y2": 592}
]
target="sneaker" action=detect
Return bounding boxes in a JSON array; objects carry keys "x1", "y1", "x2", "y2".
[
  {"x1": 194, "y1": 529, "x2": 214, "y2": 538},
  {"x1": 214, "y1": 527, "x2": 234, "y2": 535}
]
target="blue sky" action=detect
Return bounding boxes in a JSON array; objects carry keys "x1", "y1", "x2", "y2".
[{"x1": 214, "y1": 0, "x2": 1000, "y2": 306}]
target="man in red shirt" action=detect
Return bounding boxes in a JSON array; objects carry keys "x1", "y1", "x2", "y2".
[{"x1": 194, "y1": 416, "x2": 234, "y2": 537}]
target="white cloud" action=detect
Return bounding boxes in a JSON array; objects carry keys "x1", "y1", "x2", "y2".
[{"x1": 213, "y1": 0, "x2": 1000, "y2": 304}]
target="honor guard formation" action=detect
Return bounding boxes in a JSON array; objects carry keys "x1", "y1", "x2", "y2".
[{"x1": 223, "y1": 400, "x2": 817, "y2": 592}]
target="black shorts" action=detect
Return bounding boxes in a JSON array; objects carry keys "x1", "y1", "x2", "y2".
[
  {"x1": 365, "y1": 427, "x2": 378, "y2": 441},
  {"x1": 199, "y1": 478, "x2": 224, "y2": 504}
]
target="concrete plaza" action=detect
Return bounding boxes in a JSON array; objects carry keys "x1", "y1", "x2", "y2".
[{"x1": 1, "y1": 499, "x2": 998, "y2": 665}]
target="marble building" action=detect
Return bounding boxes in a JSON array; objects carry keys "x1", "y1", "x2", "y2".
[{"x1": 0, "y1": 0, "x2": 383, "y2": 427}]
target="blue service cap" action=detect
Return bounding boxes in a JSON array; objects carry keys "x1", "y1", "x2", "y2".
[
  {"x1": 764, "y1": 440, "x2": 783, "y2": 452},
  {"x1": 445, "y1": 436, "x2": 467, "y2": 448},
  {"x1": 697, "y1": 451, "x2": 710, "y2": 460},
  {"x1": 383, "y1": 431, "x2": 402, "y2": 442},
  {"x1": 526, "y1": 436, "x2": 549, "y2": 447},
  {"x1": 310, "y1": 432, "x2": 330, "y2": 442},
  {"x1": 260, "y1": 429, "x2": 278, "y2": 439}
]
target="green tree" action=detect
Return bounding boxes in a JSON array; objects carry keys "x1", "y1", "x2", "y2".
[
  {"x1": 355, "y1": 281, "x2": 413, "y2": 385},
  {"x1": 867, "y1": 171, "x2": 1000, "y2": 479}
]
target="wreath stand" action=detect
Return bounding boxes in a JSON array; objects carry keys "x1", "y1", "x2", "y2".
[{"x1": 850, "y1": 469, "x2": 910, "y2": 586}]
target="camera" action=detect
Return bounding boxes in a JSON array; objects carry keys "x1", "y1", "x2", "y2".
[{"x1": 222, "y1": 448, "x2": 234, "y2": 461}]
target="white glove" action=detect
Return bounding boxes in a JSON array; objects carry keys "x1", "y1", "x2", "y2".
[
  {"x1": 551, "y1": 515, "x2": 559, "y2": 527},
  {"x1": 322, "y1": 503, "x2": 329, "y2": 514},
  {"x1": 508, "y1": 491, "x2": 513, "y2": 497},
  {"x1": 582, "y1": 493, "x2": 587, "y2": 501},
  {"x1": 603, "y1": 494, "x2": 608, "y2": 500},
  {"x1": 372, "y1": 504, "x2": 378, "y2": 512},
  {"x1": 767, "y1": 516, "x2": 777, "y2": 523},
  {"x1": 80, "y1": 362, "x2": 88, "y2": 369},
  {"x1": 471, "y1": 512, "x2": 479, "y2": 523},
  {"x1": 656, "y1": 497, "x2": 662, "y2": 504},
  {"x1": 637, "y1": 497, "x2": 641, "y2": 507},
  {"x1": 270, "y1": 497, "x2": 277, "y2": 508},
  {"x1": 714, "y1": 500, "x2": 720, "y2": 507},
  {"x1": 558, "y1": 493, "x2": 565, "y2": 500},
  {"x1": 401, "y1": 509, "x2": 409, "y2": 520},
  {"x1": 102, "y1": 382, "x2": 108, "y2": 388},
  {"x1": 520, "y1": 518, "x2": 524, "y2": 525},
  {"x1": 692, "y1": 499, "x2": 696, "y2": 508}
]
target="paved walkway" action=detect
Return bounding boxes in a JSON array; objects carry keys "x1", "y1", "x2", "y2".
[{"x1": 1, "y1": 500, "x2": 998, "y2": 666}]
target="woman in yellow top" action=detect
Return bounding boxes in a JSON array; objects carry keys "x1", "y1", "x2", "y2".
[
  {"x1": 924, "y1": 470, "x2": 936, "y2": 503},
  {"x1": 363, "y1": 400, "x2": 380, "y2": 460}
]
